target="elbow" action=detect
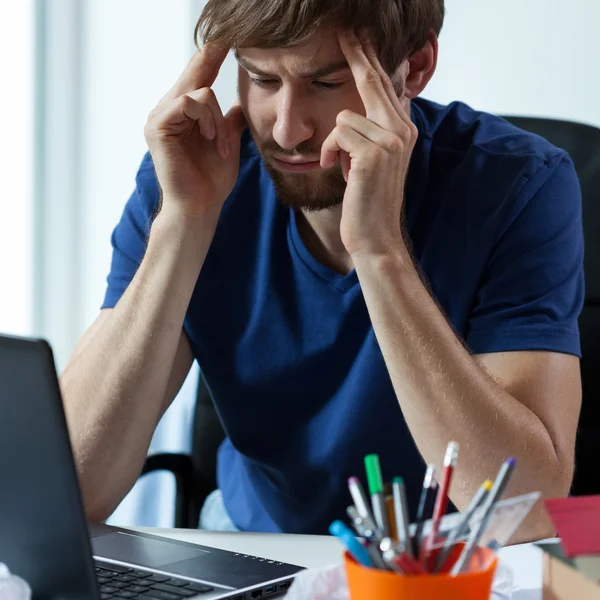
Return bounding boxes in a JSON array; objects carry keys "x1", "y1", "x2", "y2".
[
  {"x1": 546, "y1": 438, "x2": 576, "y2": 498},
  {"x1": 75, "y1": 463, "x2": 120, "y2": 524},
  {"x1": 80, "y1": 487, "x2": 117, "y2": 524}
]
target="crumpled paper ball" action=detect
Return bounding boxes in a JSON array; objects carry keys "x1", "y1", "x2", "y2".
[{"x1": 0, "y1": 564, "x2": 31, "y2": 600}]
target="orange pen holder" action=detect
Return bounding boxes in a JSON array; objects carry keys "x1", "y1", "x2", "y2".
[{"x1": 344, "y1": 543, "x2": 498, "y2": 600}]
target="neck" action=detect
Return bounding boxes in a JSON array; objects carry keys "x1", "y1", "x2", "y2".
[{"x1": 295, "y1": 205, "x2": 354, "y2": 275}]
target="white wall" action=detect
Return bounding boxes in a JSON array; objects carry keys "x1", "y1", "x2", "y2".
[{"x1": 426, "y1": 0, "x2": 600, "y2": 127}]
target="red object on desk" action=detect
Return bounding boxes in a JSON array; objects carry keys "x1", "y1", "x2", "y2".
[{"x1": 544, "y1": 496, "x2": 600, "y2": 557}]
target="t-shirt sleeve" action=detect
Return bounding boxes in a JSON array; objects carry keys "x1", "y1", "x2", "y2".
[
  {"x1": 101, "y1": 152, "x2": 160, "y2": 309},
  {"x1": 466, "y1": 152, "x2": 584, "y2": 357}
]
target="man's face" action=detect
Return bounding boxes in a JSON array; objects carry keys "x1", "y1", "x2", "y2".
[{"x1": 236, "y1": 29, "x2": 367, "y2": 211}]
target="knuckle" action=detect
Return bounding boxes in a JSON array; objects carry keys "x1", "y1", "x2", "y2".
[
  {"x1": 361, "y1": 68, "x2": 381, "y2": 85},
  {"x1": 143, "y1": 122, "x2": 154, "y2": 140},
  {"x1": 384, "y1": 135, "x2": 403, "y2": 154},
  {"x1": 346, "y1": 34, "x2": 363, "y2": 49},
  {"x1": 336, "y1": 109, "x2": 354, "y2": 125},
  {"x1": 176, "y1": 94, "x2": 192, "y2": 112},
  {"x1": 196, "y1": 86, "x2": 216, "y2": 102}
]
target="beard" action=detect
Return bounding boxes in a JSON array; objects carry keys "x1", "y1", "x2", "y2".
[{"x1": 253, "y1": 136, "x2": 347, "y2": 212}]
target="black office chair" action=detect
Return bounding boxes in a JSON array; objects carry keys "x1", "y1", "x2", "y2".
[
  {"x1": 141, "y1": 373, "x2": 225, "y2": 529},
  {"x1": 140, "y1": 116, "x2": 600, "y2": 528},
  {"x1": 501, "y1": 116, "x2": 600, "y2": 497}
]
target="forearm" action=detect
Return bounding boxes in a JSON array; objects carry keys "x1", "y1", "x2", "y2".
[
  {"x1": 61, "y1": 207, "x2": 216, "y2": 519},
  {"x1": 353, "y1": 249, "x2": 570, "y2": 534}
]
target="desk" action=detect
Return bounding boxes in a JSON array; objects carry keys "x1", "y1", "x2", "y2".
[{"x1": 133, "y1": 527, "x2": 546, "y2": 600}]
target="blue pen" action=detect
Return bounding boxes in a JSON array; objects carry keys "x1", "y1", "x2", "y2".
[{"x1": 329, "y1": 520, "x2": 374, "y2": 568}]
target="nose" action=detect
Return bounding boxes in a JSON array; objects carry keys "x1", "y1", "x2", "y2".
[{"x1": 272, "y1": 88, "x2": 315, "y2": 151}]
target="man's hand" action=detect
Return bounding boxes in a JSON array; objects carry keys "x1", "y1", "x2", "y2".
[
  {"x1": 321, "y1": 30, "x2": 418, "y2": 258},
  {"x1": 145, "y1": 42, "x2": 247, "y2": 220}
]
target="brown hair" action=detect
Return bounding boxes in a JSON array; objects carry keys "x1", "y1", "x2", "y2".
[{"x1": 195, "y1": 0, "x2": 444, "y2": 75}]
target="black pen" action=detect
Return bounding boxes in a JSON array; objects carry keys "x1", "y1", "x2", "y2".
[{"x1": 413, "y1": 463, "x2": 436, "y2": 557}]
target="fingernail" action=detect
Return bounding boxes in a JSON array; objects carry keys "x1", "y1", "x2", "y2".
[
  {"x1": 205, "y1": 120, "x2": 216, "y2": 140},
  {"x1": 224, "y1": 137, "x2": 232, "y2": 157}
]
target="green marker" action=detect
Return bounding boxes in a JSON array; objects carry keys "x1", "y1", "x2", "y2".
[{"x1": 365, "y1": 454, "x2": 390, "y2": 537}]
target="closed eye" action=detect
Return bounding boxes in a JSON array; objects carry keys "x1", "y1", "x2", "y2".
[
  {"x1": 314, "y1": 81, "x2": 343, "y2": 89},
  {"x1": 250, "y1": 78, "x2": 278, "y2": 87},
  {"x1": 250, "y1": 78, "x2": 344, "y2": 90}
]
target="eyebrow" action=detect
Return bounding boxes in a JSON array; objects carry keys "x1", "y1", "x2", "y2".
[{"x1": 235, "y1": 52, "x2": 350, "y2": 80}]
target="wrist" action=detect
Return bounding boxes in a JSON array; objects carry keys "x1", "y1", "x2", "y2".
[
  {"x1": 154, "y1": 200, "x2": 221, "y2": 233},
  {"x1": 150, "y1": 204, "x2": 218, "y2": 258},
  {"x1": 350, "y1": 240, "x2": 413, "y2": 272}
]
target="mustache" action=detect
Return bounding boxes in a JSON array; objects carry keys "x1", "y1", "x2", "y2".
[{"x1": 260, "y1": 141, "x2": 322, "y2": 158}]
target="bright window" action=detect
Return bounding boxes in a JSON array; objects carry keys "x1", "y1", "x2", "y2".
[{"x1": 0, "y1": 0, "x2": 34, "y2": 336}]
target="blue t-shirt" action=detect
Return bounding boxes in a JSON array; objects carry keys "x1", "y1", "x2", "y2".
[{"x1": 102, "y1": 98, "x2": 584, "y2": 534}]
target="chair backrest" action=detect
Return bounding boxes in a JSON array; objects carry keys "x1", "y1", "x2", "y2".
[
  {"x1": 189, "y1": 372, "x2": 225, "y2": 518},
  {"x1": 502, "y1": 116, "x2": 600, "y2": 495}
]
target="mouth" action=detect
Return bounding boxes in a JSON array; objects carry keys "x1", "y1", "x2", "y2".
[{"x1": 271, "y1": 156, "x2": 322, "y2": 173}]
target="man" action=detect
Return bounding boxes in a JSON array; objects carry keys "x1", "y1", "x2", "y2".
[{"x1": 61, "y1": 0, "x2": 583, "y2": 539}]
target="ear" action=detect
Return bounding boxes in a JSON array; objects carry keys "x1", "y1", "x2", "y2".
[{"x1": 402, "y1": 31, "x2": 439, "y2": 99}]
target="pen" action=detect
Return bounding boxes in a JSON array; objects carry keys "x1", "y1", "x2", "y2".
[
  {"x1": 365, "y1": 454, "x2": 391, "y2": 537},
  {"x1": 379, "y1": 538, "x2": 425, "y2": 575},
  {"x1": 379, "y1": 537, "x2": 405, "y2": 574},
  {"x1": 348, "y1": 476, "x2": 377, "y2": 528},
  {"x1": 392, "y1": 477, "x2": 414, "y2": 558},
  {"x1": 422, "y1": 442, "x2": 459, "y2": 567},
  {"x1": 451, "y1": 457, "x2": 517, "y2": 575},
  {"x1": 434, "y1": 479, "x2": 492, "y2": 573},
  {"x1": 413, "y1": 463, "x2": 436, "y2": 557},
  {"x1": 346, "y1": 507, "x2": 388, "y2": 570},
  {"x1": 329, "y1": 520, "x2": 374, "y2": 568},
  {"x1": 346, "y1": 506, "x2": 380, "y2": 542}
]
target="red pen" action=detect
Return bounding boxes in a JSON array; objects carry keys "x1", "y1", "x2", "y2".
[{"x1": 421, "y1": 441, "x2": 459, "y2": 569}]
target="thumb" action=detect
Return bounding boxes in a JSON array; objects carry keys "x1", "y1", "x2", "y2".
[{"x1": 224, "y1": 100, "x2": 247, "y2": 153}]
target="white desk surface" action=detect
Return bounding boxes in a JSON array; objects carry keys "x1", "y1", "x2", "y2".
[{"x1": 133, "y1": 527, "x2": 546, "y2": 600}]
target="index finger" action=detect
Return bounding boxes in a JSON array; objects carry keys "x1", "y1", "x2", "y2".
[
  {"x1": 163, "y1": 41, "x2": 229, "y2": 103},
  {"x1": 338, "y1": 29, "x2": 393, "y2": 122}
]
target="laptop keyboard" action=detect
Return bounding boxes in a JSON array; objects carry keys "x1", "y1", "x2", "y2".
[{"x1": 95, "y1": 560, "x2": 215, "y2": 600}]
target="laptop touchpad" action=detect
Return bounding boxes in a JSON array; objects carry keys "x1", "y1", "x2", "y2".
[{"x1": 92, "y1": 532, "x2": 209, "y2": 568}]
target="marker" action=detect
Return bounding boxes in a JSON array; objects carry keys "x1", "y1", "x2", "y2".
[
  {"x1": 422, "y1": 442, "x2": 459, "y2": 567},
  {"x1": 329, "y1": 520, "x2": 374, "y2": 568},
  {"x1": 413, "y1": 464, "x2": 436, "y2": 556},
  {"x1": 348, "y1": 476, "x2": 377, "y2": 529},
  {"x1": 434, "y1": 479, "x2": 492, "y2": 573},
  {"x1": 392, "y1": 477, "x2": 414, "y2": 558},
  {"x1": 365, "y1": 454, "x2": 391, "y2": 537},
  {"x1": 451, "y1": 458, "x2": 517, "y2": 575}
]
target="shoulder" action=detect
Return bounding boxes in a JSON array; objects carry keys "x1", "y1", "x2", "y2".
[
  {"x1": 412, "y1": 98, "x2": 578, "y2": 214},
  {"x1": 412, "y1": 98, "x2": 562, "y2": 160}
]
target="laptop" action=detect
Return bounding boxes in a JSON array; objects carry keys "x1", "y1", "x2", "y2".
[{"x1": 0, "y1": 334, "x2": 304, "y2": 600}]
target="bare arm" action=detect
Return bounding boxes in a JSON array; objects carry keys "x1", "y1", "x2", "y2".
[
  {"x1": 61, "y1": 213, "x2": 212, "y2": 522},
  {"x1": 353, "y1": 252, "x2": 581, "y2": 541},
  {"x1": 61, "y1": 41, "x2": 246, "y2": 522},
  {"x1": 332, "y1": 31, "x2": 581, "y2": 542}
]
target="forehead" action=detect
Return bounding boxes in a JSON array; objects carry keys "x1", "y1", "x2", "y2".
[{"x1": 236, "y1": 28, "x2": 345, "y2": 75}]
